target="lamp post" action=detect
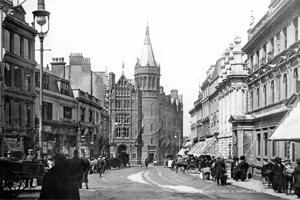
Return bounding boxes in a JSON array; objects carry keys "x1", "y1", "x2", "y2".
[
  {"x1": 174, "y1": 134, "x2": 180, "y2": 151},
  {"x1": 33, "y1": 0, "x2": 50, "y2": 162}
]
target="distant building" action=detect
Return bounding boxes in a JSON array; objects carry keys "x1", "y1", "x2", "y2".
[{"x1": 108, "y1": 24, "x2": 183, "y2": 165}]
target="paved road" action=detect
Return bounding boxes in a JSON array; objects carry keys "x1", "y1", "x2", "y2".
[{"x1": 14, "y1": 166, "x2": 281, "y2": 200}]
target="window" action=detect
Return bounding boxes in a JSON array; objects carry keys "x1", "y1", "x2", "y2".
[
  {"x1": 257, "y1": 133, "x2": 261, "y2": 156},
  {"x1": 294, "y1": 17, "x2": 298, "y2": 42},
  {"x1": 80, "y1": 108, "x2": 85, "y2": 121},
  {"x1": 270, "y1": 37, "x2": 274, "y2": 54},
  {"x1": 26, "y1": 104, "x2": 31, "y2": 127},
  {"x1": 63, "y1": 107, "x2": 72, "y2": 119},
  {"x1": 151, "y1": 123, "x2": 153, "y2": 131},
  {"x1": 26, "y1": 69, "x2": 31, "y2": 91},
  {"x1": 24, "y1": 39, "x2": 29, "y2": 59},
  {"x1": 4, "y1": 64, "x2": 11, "y2": 87},
  {"x1": 251, "y1": 91, "x2": 254, "y2": 110},
  {"x1": 43, "y1": 102, "x2": 52, "y2": 120},
  {"x1": 283, "y1": 26, "x2": 287, "y2": 49},
  {"x1": 89, "y1": 110, "x2": 93, "y2": 123},
  {"x1": 273, "y1": 140, "x2": 278, "y2": 157},
  {"x1": 264, "y1": 85, "x2": 267, "y2": 106},
  {"x1": 257, "y1": 88, "x2": 260, "y2": 108},
  {"x1": 277, "y1": 77, "x2": 281, "y2": 100},
  {"x1": 4, "y1": 98, "x2": 11, "y2": 125},
  {"x1": 151, "y1": 138, "x2": 154, "y2": 144},
  {"x1": 61, "y1": 82, "x2": 69, "y2": 95},
  {"x1": 14, "y1": 34, "x2": 20, "y2": 56},
  {"x1": 4, "y1": 29, "x2": 10, "y2": 52},
  {"x1": 14, "y1": 66, "x2": 21, "y2": 89},
  {"x1": 96, "y1": 112, "x2": 99, "y2": 123},
  {"x1": 294, "y1": 69, "x2": 299, "y2": 93},
  {"x1": 264, "y1": 132, "x2": 268, "y2": 156},
  {"x1": 283, "y1": 74, "x2": 288, "y2": 98},
  {"x1": 14, "y1": 100, "x2": 21, "y2": 126},
  {"x1": 256, "y1": 50, "x2": 260, "y2": 68},
  {"x1": 43, "y1": 75, "x2": 49, "y2": 90},
  {"x1": 276, "y1": 32, "x2": 281, "y2": 54},
  {"x1": 271, "y1": 81, "x2": 275, "y2": 103},
  {"x1": 250, "y1": 55, "x2": 253, "y2": 69},
  {"x1": 263, "y1": 44, "x2": 267, "y2": 64},
  {"x1": 35, "y1": 72, "x2": 40, "y2": 87},
  {"x1": 151, "y1": 103, "x2": 154, "y2": 116}
]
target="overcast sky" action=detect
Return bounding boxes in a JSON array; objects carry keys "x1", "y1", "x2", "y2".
[{"x1": 21, "y1": 0, "x2": 270, "y2": 137}]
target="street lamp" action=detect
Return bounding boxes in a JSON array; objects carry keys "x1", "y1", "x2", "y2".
[
  {"x1": 174, "y1": 134, "x2": 180, "y2": 151},
  {"x1": 33, "y1": 0, "x2": 50, "y2": 162}
]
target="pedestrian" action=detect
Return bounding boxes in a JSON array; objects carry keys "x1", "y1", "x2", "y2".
[
  {"x1": 70, "y1": 150, "x2": 85, "y2": 189},
  {"x1": 215, "y1": 156, "x2": 226, "y2": 186},
  {"x1": 283, "y1": 159, "x2": 294, "y2": 195},
  {"x1": 235, "y1": 155, "x2": 249, "y2": 181},
  {"x1": 80, "y1": 153, "x2": 90, "y2": 189},
  {"x1": 145, "y1": 157, "x2": 149, "y2": 169},
  {"x1": 230, "y1": 156, "x2": 239, "y2": 180},
  {"x1": 24, "y1": 149, "x2": 37, "y2": 188},
  {"x1": 39, "y1": 153, "x2": 80, "y2": 200},
  {"x1": 210, "y1": 157, "x2": 216, "y2": 182},
  {"x1": 97, "y1": 156, "x2": 105, "y2": 177},
  {"x1": 293, "y1": 158, "x2": 300, "y2": 197},
  {"x1": 46, "y1": 155, "x2": 54, "y2": 171},
  {"x1": 272, "y1": 156, "x2": 284, "y2": 193}
]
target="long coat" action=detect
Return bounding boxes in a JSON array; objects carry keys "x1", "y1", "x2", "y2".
[
  {"x1": 272, "y1": 162, "x2": 284, "y2": 192},
  {"x1": 215, "y1": 160, "x2": 226, "y2": 179},
  {"x1": 293, "y1": 166, "x2": 300, "y2": 197},
  {"x1": 39, "y1": 164, "x2": 80, "y2": 200},
  {"x1": 231, "y1": 161, "x2": 239, "y2": 179}
]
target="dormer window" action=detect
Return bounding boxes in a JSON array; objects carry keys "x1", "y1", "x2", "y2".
[{"x1": 61, "y1": 82, "x2": 69, "y2": 95}]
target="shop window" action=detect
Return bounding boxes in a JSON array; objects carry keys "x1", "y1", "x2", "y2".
[
  {"x1": 63, "y1": 107, "x2": 72, "y2": 119},
  {"x1": 43, "y1": 102, "x2": 52, "y2": 120}
]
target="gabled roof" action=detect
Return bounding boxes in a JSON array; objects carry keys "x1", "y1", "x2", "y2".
[{"x1": 140, "y1": 23, "x2": 156, "y2": 67}]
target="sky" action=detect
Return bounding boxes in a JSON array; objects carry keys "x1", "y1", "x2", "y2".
[{"x1": 20, "y1": 0, "x2": 271, "y2": 137}]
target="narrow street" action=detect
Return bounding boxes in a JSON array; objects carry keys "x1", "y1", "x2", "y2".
[{"x1": 16, "y1": 165, "x2": 280, "y2": 200}]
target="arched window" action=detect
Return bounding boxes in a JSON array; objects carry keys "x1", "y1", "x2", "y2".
[
  {"x1": 271, "y1": 81, "x2": 275, "y2": 103},
  {"x1": 14, "y1": 34, "x2": 21, "y2": 56},
  {"x1": 283, "y1": 74, "x2": 288, "y2": 98},
  {"x1": 4, "y1": 29, "x2": 10, "y2": 52}
]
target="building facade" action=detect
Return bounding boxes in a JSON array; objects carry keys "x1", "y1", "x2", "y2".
[
  {"x1": 230, "y1": 0, "x2": 300, "y2": 177},
  {"x1": 0, "y1": 1, "x2": 37, "y2": 158}
]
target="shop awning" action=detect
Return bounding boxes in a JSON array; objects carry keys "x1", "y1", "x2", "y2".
[
  {"x1": 193, "y1": 137, "x2": 217, "y2": 157},
  {"x1": 269, "y1": 94, "x2": 300, "y2": 142},
  {"x1": 183, "y1": 140, "x2": 192, "y2": 148},
  {"x1": 187, "y1": 140, "x2": 205, "y2": 155},
  {"x1": 177, "y1": 148, "x2": 186, "y2": 156}
]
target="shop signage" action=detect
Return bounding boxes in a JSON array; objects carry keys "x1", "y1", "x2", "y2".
[{"x1": 202, "y1": 137, "x2": 217, "y2": 155}]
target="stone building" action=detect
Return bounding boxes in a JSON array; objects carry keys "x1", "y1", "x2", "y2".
[
  {"x1": 108, "y1": 24, "x2": 183, "y2": 165},
  {"x1": 0, "y1": 1, "x2": 37, "y2": 158},
  {"x1": 51, "y1": 56, "x2": 107, "y2": 158},
  {"x1": 35, "y1": 64, "x2": 78, "y2": 157},
  {"x1": 230, "y1": 0, "x2": 300, "y2": 177}
]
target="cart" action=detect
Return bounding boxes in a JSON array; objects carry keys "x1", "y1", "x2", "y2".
[{"x1": 0, "y1": 159, "x2": 45, "y2": 196}]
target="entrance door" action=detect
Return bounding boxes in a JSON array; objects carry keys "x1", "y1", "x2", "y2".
[
  {"x1": 148, "y1": 152, "x2": 154, "y2": 163},
  {"x1": 117, "y1": 144, "x2": 127, "y2": 157}
]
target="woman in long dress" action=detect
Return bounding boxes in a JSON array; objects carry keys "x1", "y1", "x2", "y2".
[{"x1": 271, "y1": 157, "x2": 284, "y2": 193}]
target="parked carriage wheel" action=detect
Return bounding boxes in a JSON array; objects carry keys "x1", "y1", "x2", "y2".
[
  {"x1": 187, "y1": 164, "x2": 197, "y2": 174},
  {"x1": 6, "y1": 171, "x2": 21, "y2": 191},
  {"x1": 260, "y1": 176, "x2": 269, "y2": 189}
]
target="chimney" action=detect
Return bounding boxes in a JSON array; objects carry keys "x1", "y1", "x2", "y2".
[
  {"x1": 51, "y1": 57, "x2": 66, "y2": 78},
  {"x1": 170, "y1": 89, "x2": 178, "y2": 99}
]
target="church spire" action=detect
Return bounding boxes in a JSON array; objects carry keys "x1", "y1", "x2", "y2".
[{"x1": 140, "y1": 22, "x2": 156, "y2": 67}]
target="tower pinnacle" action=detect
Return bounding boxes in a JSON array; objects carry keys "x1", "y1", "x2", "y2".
[{"x1": 140, "y1": 23, "x2": 156, "y2": 67}]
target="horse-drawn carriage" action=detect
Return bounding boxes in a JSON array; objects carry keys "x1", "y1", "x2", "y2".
[
  {"x1": 0, "y1": 159, "x2": 45, "y2": 196},
  {"x1": 111, "y1": 154, "x2": 130, "y2": 168}
]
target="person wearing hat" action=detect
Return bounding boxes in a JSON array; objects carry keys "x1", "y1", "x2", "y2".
[
  {"x1": 293, "y1": 158, "x2": 300, "y2": 197},
  {"x1": 97, "y1": 156, "x2": 105, "y2": 177},
  {"x1": 80, "y1": 152, "x2": 90, "y2": 189},
  {"x1": 271, "y1": 156, "x2": 284, "y2": 193},
  {"x1": 24, "y1": 149, "x2": 37, "y2": 162}
]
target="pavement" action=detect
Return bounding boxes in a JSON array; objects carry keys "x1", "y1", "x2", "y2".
[{"x1": 13, "y1": 165, "x2": 300, "y2": 200}]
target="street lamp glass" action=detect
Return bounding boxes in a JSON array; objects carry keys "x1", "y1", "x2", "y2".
[
  {"x1": 174, "y1": 135, "x2": 177, "y2": 139},
  {"x1": 36, "y1": 16, "x2": 47, "y2": 26}
]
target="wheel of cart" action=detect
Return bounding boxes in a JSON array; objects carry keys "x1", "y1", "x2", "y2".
[{"x1": 187, "y1": 164, "x2": 198, "y2": 174}]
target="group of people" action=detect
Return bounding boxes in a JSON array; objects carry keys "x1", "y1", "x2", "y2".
[
  {"x1": 231, "y1": 155, "x2": 250, "y2": 182},
  {"x1": 40, "y1": 150, "x2": 109, "y2": 200},
  {"x1": 262, "y1": 156, "x2": 300, "y2": 197}
]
